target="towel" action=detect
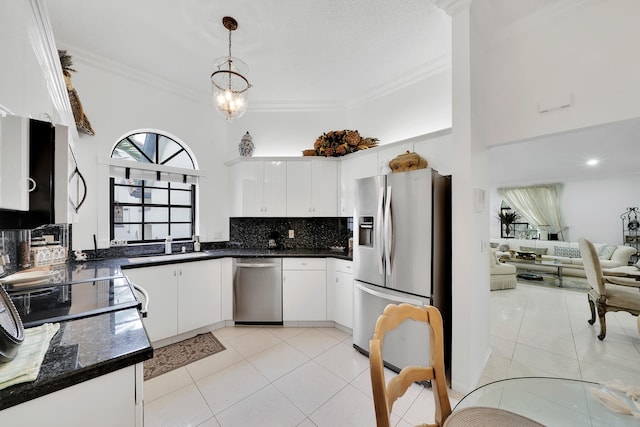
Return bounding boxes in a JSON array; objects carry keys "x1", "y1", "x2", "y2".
[{"x1": 0, "y1": 323, "x2": 60, "y2": 390}]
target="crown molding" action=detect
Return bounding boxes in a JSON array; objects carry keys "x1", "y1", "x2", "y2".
[
  {"x1": 347, "y1": 54, "x2": 452, "y2": 110},
  {"x1": 56, "y1": 41, "x2": 450, "y2": 114},
  {"x1": 434, "y1": 0, "x2": 472, "y2": 16},
  {"x1": 58, "y1": 41, "x2": 208, "y2": 105}
]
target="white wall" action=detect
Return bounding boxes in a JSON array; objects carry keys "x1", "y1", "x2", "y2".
[
  {"x1": 67, "y1": 56, "x2": 230, "y2": 249},
  {"x1": 347, "y1": 70, "x2": 452, "y2": 145},
  {"x1": 223, "y1": 110, "x2": 347, "y2": 159},
  {"x1": 490, "y1": 174, "x2": 640, "y2": 245},
  {"x1": 483, "y1": 0, "x2": 640, "y2": 146}
]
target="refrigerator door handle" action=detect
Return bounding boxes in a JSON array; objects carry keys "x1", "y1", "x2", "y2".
[
  {"x1": 355, "y1": 281, "x2": 422, "y2": 305},
  {"x1": 376, "y1": 190, "x2": 385, "y2": 275},
  {"x1": 384, "y1": 185, "x2": 393, "y2": 277}
]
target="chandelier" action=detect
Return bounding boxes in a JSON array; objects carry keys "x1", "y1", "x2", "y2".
[{"x1": 211, "y1": 16, "x2": 251, "y2": 122}]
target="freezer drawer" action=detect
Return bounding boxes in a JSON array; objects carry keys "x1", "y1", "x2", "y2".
[
  {"x1": 353, "y1": 281, "x2": 431, "y2": 372},
  {"x1": 233, "y1": 258, "x2": 282, "y2": 324}
]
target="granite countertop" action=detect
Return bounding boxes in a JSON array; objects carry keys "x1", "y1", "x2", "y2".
[
  {"x1": 0, "y1": 308, "x2": 152, "y2": 411},
  {"x1": 0, "y1": 248, "x2": 352, "y2": 411}
]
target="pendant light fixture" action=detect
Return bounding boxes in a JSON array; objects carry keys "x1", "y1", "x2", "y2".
[{"x1": 211, "y1": 16, "x2": 251, "y2": 122}]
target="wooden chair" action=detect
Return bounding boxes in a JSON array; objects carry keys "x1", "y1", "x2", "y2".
[
  {"x1": 369, "y1": 303, "x2": 451, "y2": 427},
  {"x1": 579, "y1": 237, "x2": 640, "y2": 340}
]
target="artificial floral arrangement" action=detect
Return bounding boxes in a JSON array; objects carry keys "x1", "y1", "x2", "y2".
[{"x1": 303, "y1": 130, "x2": 379, "y2": 157}]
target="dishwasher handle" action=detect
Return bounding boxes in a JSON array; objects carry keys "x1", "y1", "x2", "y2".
[{"x1": 236, "y1": 263, "x2": 278, "y2": 268}]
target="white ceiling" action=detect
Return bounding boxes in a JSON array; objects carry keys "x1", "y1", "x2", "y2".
[
  {"x1": 46, "y1": 0, "x2": 451, "y2": 109},
  {"x1": 45, "y1": 0, "x2": 640, "y2": 185}
]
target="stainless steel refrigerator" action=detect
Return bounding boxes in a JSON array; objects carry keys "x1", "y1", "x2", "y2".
[{"x1": 352, "y1": 167, "x2": 451, "y2": 373}]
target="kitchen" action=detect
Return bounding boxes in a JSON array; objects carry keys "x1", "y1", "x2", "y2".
[{"x1": 2, "y1": 0, "x2": 635, "y2": 425}]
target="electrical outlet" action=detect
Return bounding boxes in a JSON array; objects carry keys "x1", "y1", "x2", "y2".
[{"x1": 289, "y1": 230, "x2": 295, "y2": 238}]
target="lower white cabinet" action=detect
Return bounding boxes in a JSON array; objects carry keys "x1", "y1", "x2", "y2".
[
  {"x1": 327, "y1": 259, "x2": 354, "y2": 329},
  {"x1": 125, "y1": 259, "x2": 221, "y2": 343},
  {"x1": 335, "y1": 260, "x2": 354, "y2": 329},
  {"x1": 0, "y1": 364, "x2": 142, "y2": 427},
  {"x1": 282, "y1": 258, "x2": 326, "y2": 321}
]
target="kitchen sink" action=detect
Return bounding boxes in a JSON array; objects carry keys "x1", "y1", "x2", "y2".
[{"x1": 127, "y1": 252, "x2": 210, "y2": 264}]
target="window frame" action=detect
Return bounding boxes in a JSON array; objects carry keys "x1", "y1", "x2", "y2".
[{"x1": 109, "y1": 131, "x2": 197, "y2": 244}]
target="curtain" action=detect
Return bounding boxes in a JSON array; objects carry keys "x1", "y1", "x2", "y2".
[{"x1": 498, "y1": 184, "x2": 566, "y2": 240}]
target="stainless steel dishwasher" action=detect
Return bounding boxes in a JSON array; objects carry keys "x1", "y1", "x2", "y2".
[{"x1": 233, "y1": 258, "x2": 283, "y2": 325}]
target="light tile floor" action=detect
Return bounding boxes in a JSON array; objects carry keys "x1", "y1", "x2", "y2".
[{"x1": 143, "y1": 283, "x2": 640, "y2": 426}]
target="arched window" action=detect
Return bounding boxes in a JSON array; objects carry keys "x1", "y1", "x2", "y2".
[{"x1": 109, "y1": 131, "x2": 198, "y2": 243}]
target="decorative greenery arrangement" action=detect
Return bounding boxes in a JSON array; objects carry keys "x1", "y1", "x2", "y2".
[
  {"x1": 497, "y1": 210, "x2": 520, "y2": 236},
  {"x1": 303, "y1": 130, "x2": 378, "y2": 157}
]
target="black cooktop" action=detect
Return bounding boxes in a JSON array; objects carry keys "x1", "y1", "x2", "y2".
[{"x1": 6, "y1": 276, "x2": 140, "y2": 328}]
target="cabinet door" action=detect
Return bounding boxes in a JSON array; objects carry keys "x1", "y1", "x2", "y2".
[
  {"x1": 335, "y1": 270, "x2": 354, "y2": 329},
  {"x1": 0, "y1": 365, "x2": 138, "y2": 427},
  {"x1": 0, "y1": 115, "x2": 29, "y2": 211},
  {"x1": 283, "y1": 270, "x2": 327, "y2": 321},
  {"x1": 339, "y1": 150, "x2": 378, "y2": 217},
  {"x1": 125, "y1": 265, "x2": 178, "y2": 343},
  {"x1": 311, "y1": 160, "x2": 338, "y2": 216},
  {"x1": 262, "y1": 160, "x2": 287, "y2": 216},
  {"x1": 286, "y1": 160, "x2": 312, "y2": 216},
  {"x1": 177, "y1": 260, "x2": 221, "y2": 334},
  {"x1": 325, "y1": 259, "x2": 337, "y2": 322}
]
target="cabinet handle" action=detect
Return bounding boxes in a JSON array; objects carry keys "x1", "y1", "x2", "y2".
[{"x1": 173, "y1": 270, "x2": 177, "y2": 277}]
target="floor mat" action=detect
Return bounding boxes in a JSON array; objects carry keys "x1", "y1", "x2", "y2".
[{"x1": 144, "y1": 332, "x2": 225, "y2": 381}]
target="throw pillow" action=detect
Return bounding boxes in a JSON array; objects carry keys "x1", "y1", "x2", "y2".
[
  {"x1": 490, "y1": 242, "x2": 499, "y2": 248},
  {"x1": 498, "y1": 244, "x2": 510, "y2": 252},
  {"x1": 598, "y1": 245, "x2": 617, "y2": 260},
  {"x1": 554, "y1": 245, "x2": 581, "y2": 258},
  {"x1": 520, "y1": 246, "x2": 548, "y2": 256}
]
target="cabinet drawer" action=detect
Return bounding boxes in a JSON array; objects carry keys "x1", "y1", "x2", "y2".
[
  {"x1": 335, "y1": 259, "x2": 353, "y2": 274},
  {"x1": 283, "y1": 257, "x2": 326, "y2": 270}
]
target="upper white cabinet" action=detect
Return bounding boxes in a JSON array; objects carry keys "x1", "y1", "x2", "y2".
[
  {"x1": 228, "y1": 160, "x2": 287, "y2": 217},
  {"x1": 0, "y1": 115, "x2": 29, "y2": 211},
  {"x1": 339, "y1": 150, "x2": 378, "y2": 217},
  {"x1": 286, "y1": 159, "x2": 338, "y2": 217}
]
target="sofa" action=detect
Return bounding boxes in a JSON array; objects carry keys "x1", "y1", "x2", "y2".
[{"x1": 490, "y1": 238, "x2": 637, "y2": 278}]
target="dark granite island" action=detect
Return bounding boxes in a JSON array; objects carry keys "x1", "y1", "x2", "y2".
[{"x1": 0, "y1": 306, "x2": 152, "y2": 426}]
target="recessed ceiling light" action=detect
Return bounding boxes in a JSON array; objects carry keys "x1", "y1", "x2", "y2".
[{"x1": 586, "y1": 159, "x2": 599, "y2": 166}]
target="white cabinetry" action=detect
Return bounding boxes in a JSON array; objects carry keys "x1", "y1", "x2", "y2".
[
  {"x1": 282, "y1": 258, "x2": 326, "y2": 321},
  {"x1": 0, "y1": 364, "x2": 142, "y2": 427},
  {"x1": 327, "y1": 258, "x2": 354, "y2": 329},
  {"x1": 124, "y1": 260, "x2": 221, "y2": 343},
  {"x1": 228, "y1": 159, "x2": 286, "y2": 217},
  {"x1": 286, "y1": 159, "x2": 338, "y2": 216},
  {"x1": 334, "y1": 259, "x2": 354, "y2": 329},
  {"x1": 0, "y1": 115, "x2": 29, "y2": 211},
  {"x1": 339, "y1": 150, "x2": 378, "y2": 217}
]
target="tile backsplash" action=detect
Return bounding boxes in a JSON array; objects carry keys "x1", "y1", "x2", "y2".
[{"x1": 229, "y1": 217, "x2": 352, "y2": 250}]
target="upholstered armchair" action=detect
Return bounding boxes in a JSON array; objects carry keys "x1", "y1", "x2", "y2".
[
  {"x1": 579, "y1": 238, "x2": 640, "y2": 340},
  {"x1": 489, "y1": 249, "x2": 517, "y2": 290}
]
